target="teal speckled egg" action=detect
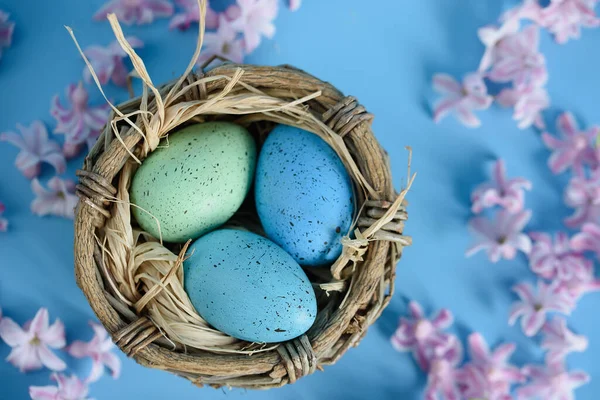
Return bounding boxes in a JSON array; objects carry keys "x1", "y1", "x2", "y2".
[
  {"x1": 130, "y1": 122, "x2": 256, "y2": 243},
  {"x1": 255, "y1": 125, "x2": 354, "y2": 266},
  {"x1": 184, "y1": 229, "x2": 317, "y2": 343}
]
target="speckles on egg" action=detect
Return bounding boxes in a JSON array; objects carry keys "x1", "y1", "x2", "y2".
[
  {"x1": 255, "y1": 125, "x2": 355, "y2": 266},
  {"x1": 130, "y1": 122, "x2": 256, "y2": 243},
  {"x1": 183, "y1": 229, "x2": 317, "y2": 343}
]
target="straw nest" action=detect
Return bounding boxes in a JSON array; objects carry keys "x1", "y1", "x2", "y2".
[{"x1": 72, "y1": 3, "x2": 413, "y2": 389}]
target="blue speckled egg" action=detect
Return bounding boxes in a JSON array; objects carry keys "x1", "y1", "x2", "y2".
[
  {"x1": 184, "y1": 229, "x2": 317, "y2": 343},
  {"x1": 255, "y1": 125, "x2": 354, "y2": 266}
]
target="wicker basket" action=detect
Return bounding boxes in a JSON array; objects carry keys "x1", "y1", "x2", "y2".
[{"x1": 72, "y1": 11, "x2": 412, "y2": 389}]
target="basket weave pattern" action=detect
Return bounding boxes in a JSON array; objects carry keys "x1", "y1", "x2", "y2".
[{"x1": 74, "y1": 64, "x2": 410, "y2": 389}]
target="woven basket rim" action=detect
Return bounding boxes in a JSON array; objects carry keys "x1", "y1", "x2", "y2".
[{"x1": 73, "y1": 63, "x2": 410, "y2": 389}]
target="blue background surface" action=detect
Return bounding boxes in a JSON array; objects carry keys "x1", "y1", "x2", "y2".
[{"x1": 1, "y1": 0, "x2": 599, "y2": 399}]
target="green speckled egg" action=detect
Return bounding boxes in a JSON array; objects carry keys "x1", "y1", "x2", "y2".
[{"x1": 130, "y1": 122, "x2": 256, "y2": 243}]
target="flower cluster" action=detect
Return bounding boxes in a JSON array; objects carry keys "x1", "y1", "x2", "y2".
[
  {"x1": 0, "y1": 307, "x2": 121, "y2": 399},
  {"x1": 432, "y1": 0, "x2": 600, "y2": 130}
]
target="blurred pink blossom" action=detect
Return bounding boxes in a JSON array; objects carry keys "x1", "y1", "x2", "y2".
[
  {"x1": 0, "y1": 202, "x2": 7, "y2": 232},
  {"x1": 497, "y1": 85, "x2": 550, "y2": 129},
  {"x1": 554, "y1": 259, "x2": 600, "y2": 301},
  {"x1": 563, "y1": 172, "x2": 600, "y2": 227},
  {"x1": 477, "y1": 19, "x2": 520, "y2": 71},
  {"x1": 489, "y1": 25, "x2": 548, "y2": 89},
  {"x1": 541, "y1": 112, "x2": 598, "y2": 175},
  {"x1": 29, "y1": 373, "x2": 90, "y2": 400},
  {"x1": 170, "y1": 0, "x2": 219, "y2": 30},
  {"x1": 424, "y1": 357, "x2": 462, "y2": 400},
  {"x1": 0, "y1": 10, "x2": 15, "y2": 61},
  {"x1": 68, "y1": 322, "x2": 121, "y2": 383},
  {"x1": 0, "y1": 308, "x2": 66, "y2": 372},
  {"x1": 432, "y1": 73, "x2": 493, "y2": 128},
  {"x1": 391, "y1": 301, "x2": 457, "y2": 372},
  {"x1": 457, "y1": 333, "x2": 523, "y2": 400},
  {"x1": 31, "y1": 177, "x2": 78, "y2": 219},
  {"x1": 287, "y1": 0, "x2": 301, "y2": 11},
  {"x1": 93, "y1": 0, "x2": 174, "y2": 25},
  {"x1": 0, "y1": 121, "x2": 66, "y2": 179},
  {"x1": 83, "y1": 37, "x2": 144, "y2": 87},
  {"x1": 571, "y1": 222, "x2": 600, "y2": 258},
  {"x1": 528, "y1": 232, "x2": 587, "y2": 280},
  {"x1": 516, "y1": 362, "x2": 589, "y2": 400},
  {"x1": 471, "y1": 159, "x2": 532, "y2": 214},
  {"x1": 508, "y1": 280, "x2": 574, "y2": 337},
  {"x1": 51, "y1": 82, "x2": 110, "y2": 159},
  {"x1": 466, "y1": 210, "x2": 532, "y2": 262},
  {"x1": 231, "y1": 0, "x2": 278, "y2": 52},
  {"x1": 542, "y1": 0, "x2": 600, "y2": 44},
  {"x1": 197, "y1": 14, "x2": 244, "y2": 66},
  {"x1": 541, "y1": 317, "x2": 588, "y2": 364}
]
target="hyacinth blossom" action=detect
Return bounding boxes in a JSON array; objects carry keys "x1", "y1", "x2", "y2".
[
  {"x1": 31, "y1": 177, "x2": 78, "y2": 219},
  {"x1": 517, "y1": 362, "x2": 589, "y2": 400},
  {"x1": 497, "y1": 85, "x2": 550, "y2": 129},
  {"x1": 542, "y1": 0, "x2": 600, "y2": 44},
  {"x1": 93, "y1": 0, "x2": 174, "y2": 25},
  {"x1": 457, "y1": 333, "x2": 524, "y2": 399},
  {"x1": 528, "y1": 232, "x2": 587, "y2": 280},
  {"x1": 391, "y1": 301, "x2": 457, "y2": 372},
  {"x1": 170, "y1": 0, "x2": 219, "y2": 30},
  {"x1": 51, "y1": 82, "x2": 110, "y2": 159},
  {"x1": 466, "y1": 209, "x2": 532, "y2": 262},
  {"x1": 541, "y1": 317, "x2": 588, "y2": 364},
  {"x1": 571, "y1": 222, "x2": 600, "y2": 259},
  {"x1": 0, "y1": 10, "x2": 15, "y2": 61},
  {"x1": 29, "y1": 374, "x2": 91, "y2": 400},
  {"x1": 0, "y1": 308, "x2": 66, "y2": 372},
  {"x1": 423, "y1": 356, "x2": 462, "y2": 400},
  {"x1": 508, "y1": 280, "x2": 574, "y2": 337},
  {"x1": 68, "y1": 322, "x2": 121, "y2": 383},
  {"x1": 471, "y1": 159, "x2": 532, "y2": 214},
  {"x1": 0, "y1": 201, "x2": 8, "y2": 232},
  {"x1": 488, "y1": 25, "x2": 548, "y2": 89},
  {"x1": 230, "y1": 0, "x2": 279, "y2": 53},
  {"x1": 83, "y1": 37, "x2": 144, "y2": 87},
  {"x1": 554, "y1": 259, "x2": 600, "y2": 301},
  {"x1": 197, "y1": 14, "x2": 245, "y2": 66},
  {"x1": 563, "y1": 172, "x2": 600, "y2": 227},
  {"x1": 541, "y1": 111, "x2": 599, "y2": 175},
  {"x1": 477, "y1": 18, "x2": 520, "y2": 71},
  {"x1": 0, "y1": 121, "x2": 67, "y2": 179},
  {"x1": 432, "y1": 73, "x2": 493, "y2": 128}
]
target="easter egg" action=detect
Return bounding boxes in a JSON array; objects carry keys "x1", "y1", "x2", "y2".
[
  {"x1": 184, "y1": 229, "x2": 317, "y2": 343},
  {"x1": 255, "y1": 125, "x2": 354, "y2": 266},
  {"x1": 130, "y1": 122, "x2": 256, "y2": 243}
]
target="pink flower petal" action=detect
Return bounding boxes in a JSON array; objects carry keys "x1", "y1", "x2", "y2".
[{"x1": 37, "y1": 346, "x2": 67, "y2": 371}]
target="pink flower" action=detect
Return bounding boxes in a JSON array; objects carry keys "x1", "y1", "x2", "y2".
[
  {"x1": 197, "y1": 14, "x2": 245, "y2": 65},
  {"x1": 516, "y1": 362, "x2": 589, "y2": 400},
  {"x1": 489, "y1": 25, "x2": 548, "y2": 89},
  {"x1": 477, "y1": 18, "x2": 520, "y2": 72},
  {"x1": 424, "y1": 358, "x2": 462, "y2": 400},
  {"x1": 466, "y1": 210, "x2": 532, "y2": 262},
  {"x1": 391, "y1": 301, "x2": 457, "y2": 371},
  {"x1": 31, "y1": 177, "x2": 78, "y2": 219},
  {"x1": 508, "y1": 280, "x2": 574, "y2": 337},
  {"x1": 68, "y1": 322, "x2": 121, "y2": 383},
  {"x1": 83, "y1": 37, "x2": 144, "y2": 87},
  {"x1": 170, "y1": 0, "x2": 218, "y2": 30},
  {"x1": 432, "y1": 73, "x2": 493, "y2": 128},
  {"x1": 287, "y1": 0, "x2": 301, "y2": 11},
  {"x1": 542, "y1": 0, "x2": 600, "y2": 44},
  {"x1": 528, "y1": 232, "x2": 587, "y2": 280},
  {"x1": 554, "y1": 259, "x2": 600, "y2": 301},
  {"x1": 541, "y1": 112, "x2": 598, "y2": 175},
  {"x1": 93, "y1": 0, "x2": 174, "y2": 25},
  {"x1": 230, "y1": 0, "x2": 278, "y2": 53},
  {"x1": 571, "y1": 222, "x2": 600, "y2": 258},
  {"x1": 563, "y1": 172, "x2": 600, "y2": 227},
  {"x1": 29, "y1": 373, "x2": 90, "y2": 400},
  {"x1": 0, "y1": 10, "x2": 15, "y2": 60},
  {"x1": 497, "y1": 85, "x2": 550, "y2": 129},
  {"x1": 51, "y1": 82, "x2": 110, "y2": 159},
  {"x1": 0, "y1": 308, "x2": 66, "y2": 372},
  {"x1": 0, "y1": 122, "x2": 67, "y2": 179},
  {"x1": 0, "y1": 202, "x2": 7, "y2": 232},
  {"x1": 458, "y1": 333, "x2": 524, "y2": 399},
  {"x1": 471, "y1": 159, "x2": 532, "y2": 214},
  {"x1": 541, "y1": 317, "x2": 588, "y2": 364}
]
